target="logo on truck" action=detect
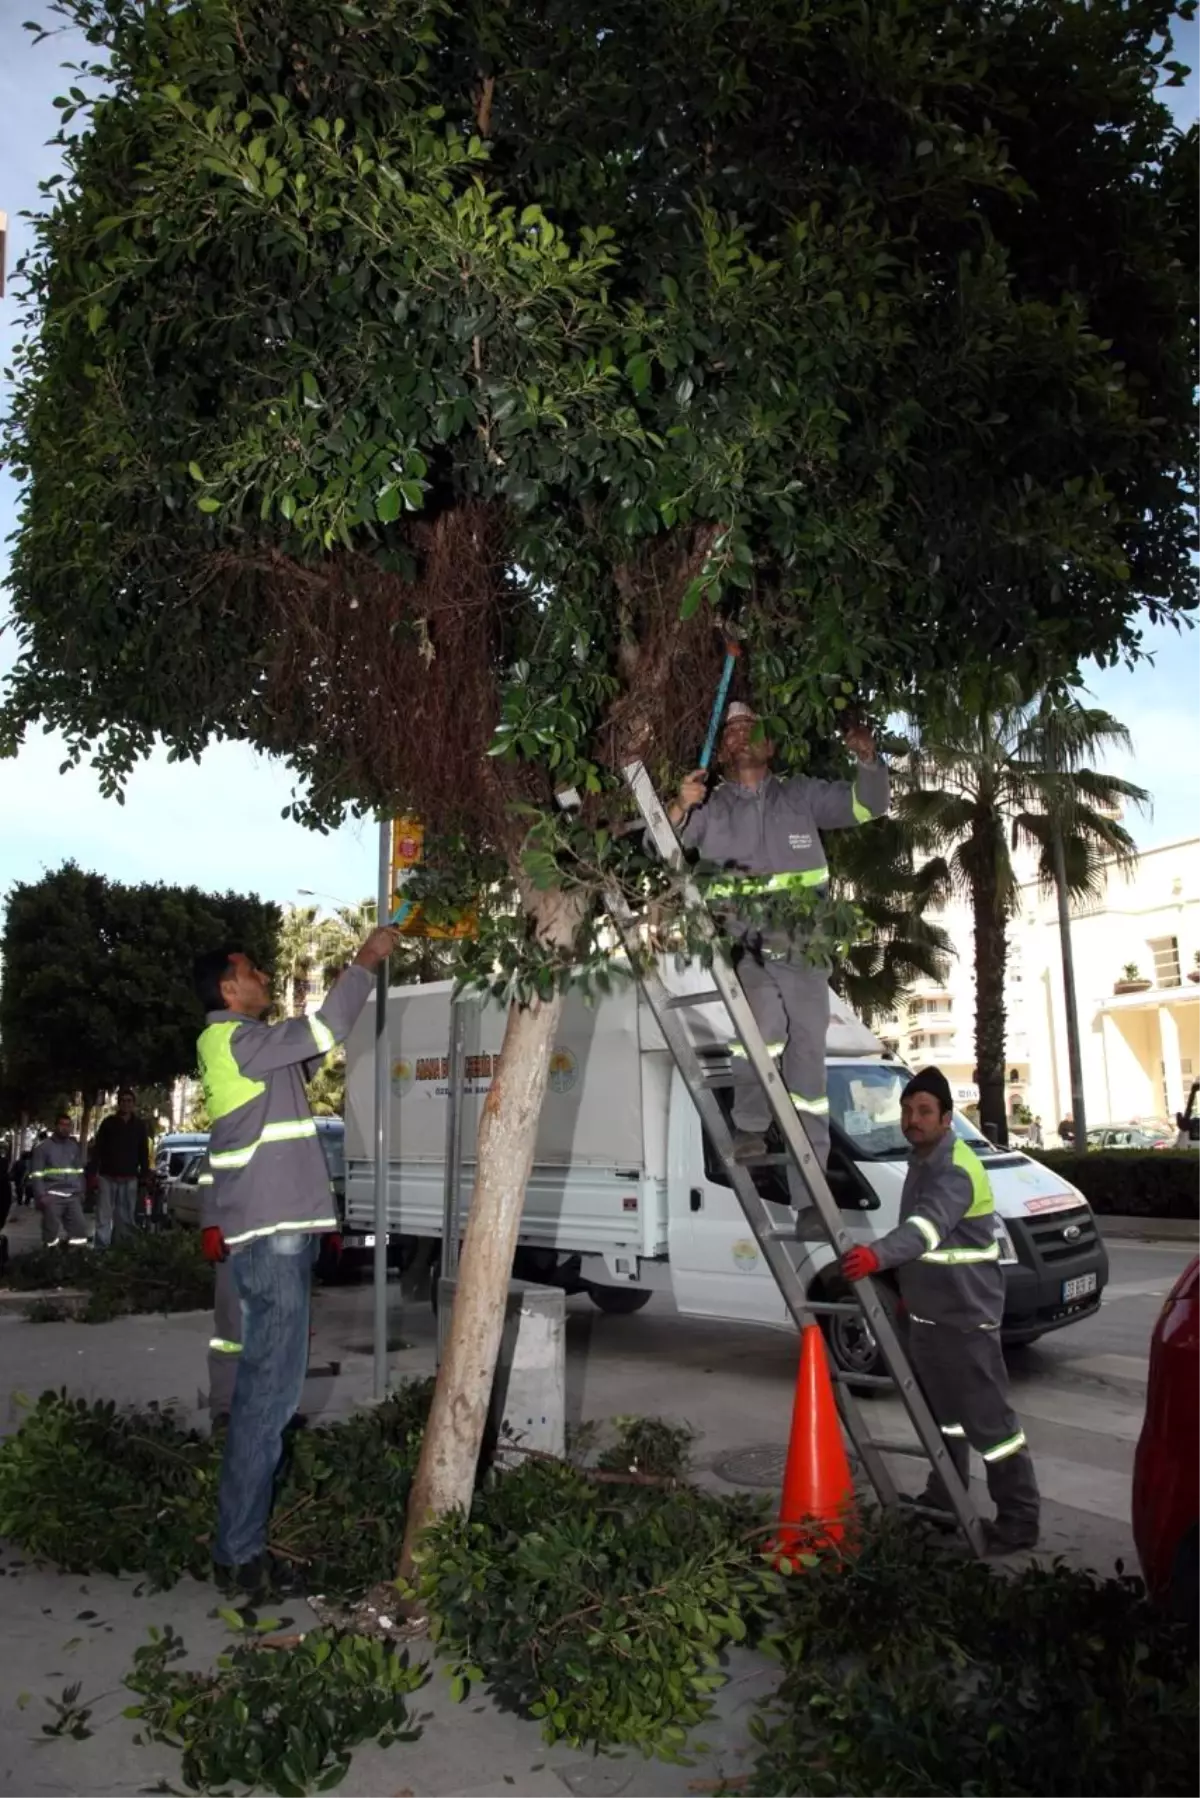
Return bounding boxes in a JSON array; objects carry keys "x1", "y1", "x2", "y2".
[
  {"x1": 391, "y1": 1057, "x2": 414, "y2": 1096},
  {"x1": 548, "y1": 1048, "x2": 578, "y2": 1094}
]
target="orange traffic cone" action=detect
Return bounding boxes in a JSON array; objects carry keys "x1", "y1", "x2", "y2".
[{"x1": 769, "y1": 1322, "x2": 856, "y2": 1566}]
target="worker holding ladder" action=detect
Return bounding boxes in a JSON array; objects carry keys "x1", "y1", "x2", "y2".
[{"x1": 668, "y1": 699, "x2": 888, "y2": 1168}]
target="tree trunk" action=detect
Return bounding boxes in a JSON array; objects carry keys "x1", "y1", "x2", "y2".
[
  {"x1": 1051, "y1": 827, "x2": 1087, "y2": 1153},
  {"x1": 78, "y1": 1092, "x2": 96, "y2": 1158},
  {"x1": 398, "y1": 887, "x2": 587, "y2": 1583},
  {"x1": 970, "y1": 871, "x2": 1009, "y2": 1147}
]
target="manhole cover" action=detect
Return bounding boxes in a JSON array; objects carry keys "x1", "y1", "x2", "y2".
[{"x1": 713, "y1": 1443, "x2": 787, "y2": 1488}]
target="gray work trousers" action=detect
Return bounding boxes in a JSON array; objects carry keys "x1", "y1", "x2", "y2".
[
  {"x1": 731, "y1": 953, "x2": 830, "y2": 1168},
  {"x1": 39, "y1": 1191, "x2": 90, "y2": 1247},
  {"x1": 207, "y1": 1255, "x2": 243, "y2": 1422},
  {"x1": 906, "y1": 1319, "x2": 1040, "y2": 1529}
]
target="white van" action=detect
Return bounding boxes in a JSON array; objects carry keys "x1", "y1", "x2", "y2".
[{"x1": 343, "y1": 970, "x2": 1109, "y2": 1379}]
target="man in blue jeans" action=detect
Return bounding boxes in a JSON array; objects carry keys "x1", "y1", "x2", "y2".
[{"x1": 193, "y1": 925, "x2": 396, "y2": 1599}]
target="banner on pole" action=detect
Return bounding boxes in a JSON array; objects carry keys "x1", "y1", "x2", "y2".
[{"x1": 390, "y1": 815, "x2": 478, "y2": 939}]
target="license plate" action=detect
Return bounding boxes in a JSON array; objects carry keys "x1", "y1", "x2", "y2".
[{"x1": 1062, "y1": 1272, "x2": 1097, "y2": 1302}]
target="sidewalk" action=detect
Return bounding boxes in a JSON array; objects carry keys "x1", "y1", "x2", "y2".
[{"x1": 0, "y1": 1203, "x2": 1157, "y2": 1797}]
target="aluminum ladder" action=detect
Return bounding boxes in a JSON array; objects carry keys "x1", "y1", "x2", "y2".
[{"x1": 611, "y1": 758, "x2": 985, "y2": 1555}]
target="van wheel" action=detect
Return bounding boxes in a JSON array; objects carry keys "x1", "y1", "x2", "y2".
[
  {"x1": 817, "y1": 1281, "x2": 888, "y2": 1390},
  {"x1": 586, "y1": 1284, "x2": 653, "y2": 1316}
]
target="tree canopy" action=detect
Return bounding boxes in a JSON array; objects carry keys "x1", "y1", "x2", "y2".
[
  {"x1": 0, "y1": 865, "x2": 281, "y2": 1113},
  {"x1": 898, "y1": 691, "x2": 1149, "y2": 1139},
  {"x1": 2, "y1": 0, "x2": 1194, "y2": 903}
]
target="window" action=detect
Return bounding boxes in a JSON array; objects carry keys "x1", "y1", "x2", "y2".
[
  {"x1": 928, "y1": 1031, "x2": 955, "y2": 1049},
  {"x1": 1149, "y1": 936, "x2": 1181, "y2": 989}
]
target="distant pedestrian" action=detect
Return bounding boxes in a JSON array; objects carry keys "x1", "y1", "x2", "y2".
[
  {"x1": 1028, "y1": 1117, "x2": 1044, "y2": 1149},
  {"x1": 27, "y1": 1114, "x2": 90, "y2": 1248},
  {"x1": 90, "y1": 1087, "x2": 151, "y2": 1247},
  {"x1": 1058, "y1": 1114, "x2": 1074, "y2": 1146},
  {"x1": 0, "y1": 1152, "x2": 12, "y2": 1231},
  {"x1": 194, "y1": 924, "x2": 397, "y2": 1599}
]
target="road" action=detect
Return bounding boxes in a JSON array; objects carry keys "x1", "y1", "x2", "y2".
[
  {"x1": 310, "y1": 1233, "x2": 1195, "y2": 1572},
  {"x1": 0, "y1": 1205, "x2": 1191, "y2": 1572}
]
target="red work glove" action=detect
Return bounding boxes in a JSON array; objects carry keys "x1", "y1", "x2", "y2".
[
  {"x1": 841, "y1": 1245, "x2": 881, "y2": 1283},
  {"x1": 201, "y1": 1226, "x2": 228, "y2": 1264}
]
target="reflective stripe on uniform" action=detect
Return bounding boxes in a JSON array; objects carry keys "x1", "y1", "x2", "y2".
[
  {"x1": 920, "y1": 1241, "x2": 1001, "y2": 1265},
  {"x1": 223, "y1": 1214, "x2": 336, "y2": 1247},
  {"x1": 29, "y1": 1166, "x2": 84, "y2": 1178},
  {"x1": 198, "y1": 1021, "x2": 266, "y2": 1121},
  {"x1": 728, "y1": 1040, "x2": 786, "y2": 1058},
  {"x1": 851, "y1": 777, "x2": 876, "y2": 825},
  {"x1": 941, "y1": 1424, "x2": 967, "y2": 1439},
  {"x1": 982, "y1": 1430, "x2": 1027, "y2": 1463},
  {"x1": 198, "y1": 1173, "x2": 214, "y2": 1186},
  {"x1": 209, "y1": 1338, "x2": 243, "y2": 1355},
  {"x1": 310, "y1": 1015, "x2": 336, "y2": 1055},
  {"x1": 909, "y1": 1214, "x2": 941, "y2": 1253},
  {"x1": 710, "y1": 868, "x2": 829, "y2": 899},
  {"x1": 209, "y1": 1117, "x2": 318, "y2": 1170},
  {"x1": 789, "y1": 1093, "x2": 830, "y2": 1117},
  {"x1": 952, "y1": 1138, "x2": 994, "y2": 1219}
]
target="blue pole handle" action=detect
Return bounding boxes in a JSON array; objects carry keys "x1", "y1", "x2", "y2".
[{"x1": 698, "y1": 646, "x2": 739, "y2": 772}]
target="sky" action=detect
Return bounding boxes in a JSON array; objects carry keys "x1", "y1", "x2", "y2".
[{"x1": 0, "y1": 10, "x2": 1196, "y2": 914}]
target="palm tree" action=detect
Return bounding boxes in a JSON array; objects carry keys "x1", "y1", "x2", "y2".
[
  {"x1": 275, "y1": 903, "x2": 323, "y2": 1015},
  {"x1": 827, "y1": 815, "x2": 953, "y2": 1027},
  {"x1": 898, "y1": 689, "x2": 1148, "y2": 1144}
]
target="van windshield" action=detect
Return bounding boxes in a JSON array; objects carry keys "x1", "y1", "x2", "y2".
[{"x1": 827, "y1": 1064, "x2": 996, "y2": 1162}]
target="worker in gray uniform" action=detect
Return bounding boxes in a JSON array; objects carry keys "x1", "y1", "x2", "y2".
[
  {"x1": 27, "y1": 1113, "x2": 90, "y2": 1247},
  {"x1": 669, "y1": 701, "x2": 888, "y2": 1168},
  {"x1": 196, "y1": 1155, "x2": 241, "y2": 1428},
  {"x1": 841, "y1": 1066, "x2": 1040, "y2": 1554}
]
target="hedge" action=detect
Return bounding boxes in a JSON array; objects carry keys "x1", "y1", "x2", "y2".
[{"x1": 1031, "y1": 1150, "x2": 1198, "y2": 1221}]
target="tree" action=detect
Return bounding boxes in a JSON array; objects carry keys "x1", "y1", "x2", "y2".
[
  {"x1": 897, "y1": 691, "x2": 1148, "y2": 1143},
  {"x1": 0, "y1": 865, "x2": 281, "y2": 1143},
  {"x1": 2, "y1": 0, "x2": 1193, "y2": 1563},
  {"x1": 827, "y1": 813, "x2": 953, "y2": 1027}
]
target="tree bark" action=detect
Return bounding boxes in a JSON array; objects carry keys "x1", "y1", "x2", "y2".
[
  {"x1": 1052, "y1": 826, "x2": 1087, "y2": 1151},
  {"x1": 970, "y1": 870, "x2": 1009, "y2": 1147},
  {"x1": 398, "y1": 886, "x2": 588, "y2": 1582}
]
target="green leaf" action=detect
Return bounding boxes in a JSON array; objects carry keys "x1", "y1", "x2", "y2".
[
  {"x1": 375, "y1": 486, "x2": 401, "y2": 524},
  {"x1": 196, "y1": 496, "x2": 221, "y2": 514}
]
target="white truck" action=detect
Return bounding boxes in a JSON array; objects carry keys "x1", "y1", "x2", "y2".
[{"x1": 344, "y1": 968, "x2": 1109, "y2": 1379}]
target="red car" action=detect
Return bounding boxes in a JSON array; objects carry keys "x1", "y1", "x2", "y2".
[{"x1": 1132, "y1": 1256, "x2": 1199, "y2": 1616}]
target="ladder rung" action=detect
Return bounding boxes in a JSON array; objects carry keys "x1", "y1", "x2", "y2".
[
  {"x1": 698, "y1": 1070, "x2": 736, "y2": 1090},
  {"x1": 663, "y1": 989, "x2": 725, "y2": 1010},
  {"x1": 831, "y1": 1370, "x2": 894, "y2": 1389},
  {"x1": 860, "y1": 1437, "x2": 929, "y2": 1455},
  {"x1": 735, "y1": 1152, "x2": 791, "y2": 1169},
  {"x1": 794, "y1": 1299, "x2": 859, "y2": 1317}
]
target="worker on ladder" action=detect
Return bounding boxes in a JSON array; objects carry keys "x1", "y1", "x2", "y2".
[
  {"x1": 668, "y1": 701, "x2": 888, "y2": 1168},
  {"x1": 842, "y1": 1066, "x2": 1040, "y2": 1554}
]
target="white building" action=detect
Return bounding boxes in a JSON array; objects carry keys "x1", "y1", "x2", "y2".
[{"x1": 882, "y1": 837, "x2": 1200, "y2": 1136}]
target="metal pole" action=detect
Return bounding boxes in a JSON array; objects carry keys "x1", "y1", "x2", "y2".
[
  {"x1": 1052, "y1": 824, "x2": 1087, "y2": 1152},
  {"x1": 441, "y1": 997, "x2": 467, "y2": 1286},
  {"x1": 373, "y1": 818, "x2": 392, "y2": 1400}
]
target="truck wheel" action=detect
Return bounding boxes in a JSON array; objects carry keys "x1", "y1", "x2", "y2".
[
  {"x1": 817, "y1": 1281, "x2": 888, "y2": 1389},
  {"x1": 586, "y1": 1284, "x2": 653, "y2": 1316}
]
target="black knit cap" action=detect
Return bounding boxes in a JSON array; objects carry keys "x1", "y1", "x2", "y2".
[{"x1": 901, "y1": 1066, "x2": 954, "y2": 1114}]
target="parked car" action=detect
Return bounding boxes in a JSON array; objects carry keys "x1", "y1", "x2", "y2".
[
  {"x1": 161, "y1": 1118, "x2": 385, "y2": 1279},
  {"x1": 1086, "y1": 1121, "x2": 1176, "y2": 1151},
  {"x1": 1132, "y1": 1256, "x2": 1199, "y2": 1617},
  {"x1": 154, "y1": 1132, "x2": 212, "y2": 1182}
]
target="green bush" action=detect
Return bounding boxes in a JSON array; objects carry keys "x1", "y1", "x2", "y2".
[
  {"x1": 415, "y1": 1456, "x2": 777, "y2": 1760},
  {"x1": 125, "y1": 1622, "x2": 425, "y2": 1794},
  {"x1": 0, "y1": 1231, "x2": 215, "y2": 1320},
  {"x1": 0, "y1": 1383, "x2": 434, "y2": 1595},
  {"x1": 1033, "y1": 1150, "x2": 1198, "y2": 1220},
  {"x1": 747, "y1": 1519, "x2": 1198, "y2": 1797}
]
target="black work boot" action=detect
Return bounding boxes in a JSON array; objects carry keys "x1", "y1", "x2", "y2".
[{"x1": 214, "y1": 1552, "x2": 303, "y2": 1601}]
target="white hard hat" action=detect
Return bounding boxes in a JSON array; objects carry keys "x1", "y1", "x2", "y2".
[{"x1": 724, "y1": 701, "x2": 757, "y2": 723}]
